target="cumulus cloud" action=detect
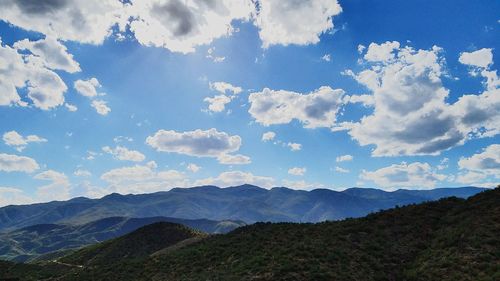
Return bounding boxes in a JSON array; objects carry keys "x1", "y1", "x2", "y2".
[
  {"x1": 287, "y1": 142, "x2": 302, "y2": 151},
  {"x1": 217, "y1": 154, "x2": 251, "y2": 165},
  {"x1": 3, "y1": 131, "x2": 47, "y2": 151},
  {"x1": 255, "y1": 0, "x2": 342, "y2": 48},
  {"x1": 65, "y1": 103, "x2": 78, "y2": 112},
  {"x1": 0, "y1": 153, "x2": 39, "y2": 173},
  {"x1": 91, "y1": 100, "x2": 111, "y2": 115},
  {"x1": 14, "y1": 36, "x2": 80, "y2": 73},
  {"x1": 74, "y1": 169, "x2": 92, "y2": 177},
  {"x1": 281, "y1": 179, "x2": 324, "y2": 190},
  {"x1": 209, "y1": 81, "x2": 242, "y2": 95},
  {"x1": 74, "y1": 78, "x2": 101, "y2": 98},
  {"x1": 186, "y1": 163, "x2": 200, "y2": 173},
  {"x1": 34, "y1": 170, "x2": 71, "y2": 202},
  {"x1": 0, "y1": 187, "x2": 33, "y2": 207},
  {"x1": 249, "y1": 86, "x2": 345, "y2": 128},
  {"x1": 456, "y1": 144, "x2": 500, "y2": 186},
  {"x1": 261, "y1": 131, "x2": 276, "y2": 142},
  {"x1": 334, "y1": 166, "x2": 349, "y2": 173},
  {"x1": 146, "y1": 128, "x2": 242, "y2": 158},
  {"x1": 0, "y1": 0, "x2": 126, "y2": 44},
  {"x1": 0, "y1": 37, "x2": 71, "y2": 110},
  {"x1": 204, "y1": 81, "x2": 243, "y2": 113},
  {"x1": 1, "y1": 0, "x2": 342, "y2": 54},
  {"x1": 128, "y1": 0, "x2": 254, "y2": 53},
  {"x1": 345, "y1": 42, "x2": 500, "y2": 156},
  {"x1": 288, "y1": 167, "x2": 306, "y2": 176},
  {"x1": 360, "y1": 162, "x2": 447, "y2": 190},
  {"x1": 321, "y1": 54, "x2": 331, "y2": 62},
  {"x1": 459, "y1": 48, "x2": 493, "y2": 68},
  {"x1": 102, "y1": 146, "x2": 146, "y2": 162},
  {"x1": 194, "y1": 170, "x2": 275, "y2": 188},
  {"x1": 101, "y1": 164, "x2": 188, "y2": 194},
  {"x1": 336, "y1": 154, "x2": 353, "y2": 162},
  {"x1": 204, "y1": 95, "x2": 232, "y2": 113}
]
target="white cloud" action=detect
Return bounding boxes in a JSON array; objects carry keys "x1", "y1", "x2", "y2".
[
  {"x1": 363, "y1": 41, "x2": 400, "y2": 62},
  {"x1": 74, "y1": 78, "x2": 101, "y2": 98},
  {"x1": 334, "y1": 166, "x2": 349, "y2": 173},
  {"x1": 0, "y1": 153, "x2": 39, "y2": 173},
  {"x1": 146, "y1": 128, "x2": 242, "y2": 158},
  {"x1": 128, "y1": 0, "x2": 254, "y2": 53},
  {"x1": 0, "y1": 38, "x2": 70, "y2": 110},
  {"x1": 0, "y1": 0, "x2": 126, "y2": 44},
  {"x1": 346, "y1": 42, "x2": 500, "y2": 156},
  {"x1": 336, "y1": 154, "x2": 353, "y2": 162},
  {"x1": 459, "y1": 48, "x2": 493, "y2": 68},
  {"x1": 113, "y1": 136, "x2": 134, "y2": 143},
  {"x1": 209, "y1": 81, "x2": 242, "y2": 95},
  {"x1": 261, "y1": 131, "x2": 276, "y2": 142},
  {"x1": 0, "y1": 187, "x2": 33, "y2": 207},
  {"x1": 91, "y1": 100, "x2": 111, "y2": 115},
  {"x1": 102, "y1": 146, "x2": 145, "y2": 162},
  {"x1": 281, "y1": 179, "x2": 324, "y2": 190},
  {"x1": 287, "y1": 142, "x2": 302, "y2": 151},
  {"x1": 194, "y1": 170, "x2": 275, "y2": 188},
  {"x1": 255, "y1": 0, "x2": 342, "y2": 48},
  {"x1": 34, "y1": 170, "x2": 71, "y2": 202},
  {"x1": 288, "y1": 167, "x2": 306, "y2": 176},
  {"x1": 13, "y1": 37, "x2": 80, "y2": 73},
  {"x1": 101, "y1": 164, "x2": 188, "y2": 194},
  {"x1": 74, "y1": 169, "x2": 92, "y2": 177},
  {"x1": 206, "y1": 47, "x2": 225, "y2": 62},
  {"x1": 204, "y1": 95, "x2": 232, "y2": 113},
  {"x1": 456, "y1": 144, "x2": 500, "y2": 186},
  {"x1": 360, "y1": 162, "x2": 447, "y2": 190},
  {"x1": 3, "y1": 131, "x2": 47, "y2": 151},
  {"x1": 321, "y1": 54, "x2": 331, "y2": 62},
  {"x1": 249, "y1": 86, "x2": 345, "y2": 128},
  {"x1": 217, "y1": 154, "x2": 251, "y2": 165},
  {"x1": 186, "y1": 163, "x2": 200, "y2": 173},
  {"x1": 65, "y1": 103, "x2": 78, "y2": 112},
  {"x1": 205, "y1": 81, "x2": 243, "y2": 113}
]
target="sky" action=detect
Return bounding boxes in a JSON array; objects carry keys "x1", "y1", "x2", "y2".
[{"x1": 0, "y1": 0, "x2": 499, "y2": 206}]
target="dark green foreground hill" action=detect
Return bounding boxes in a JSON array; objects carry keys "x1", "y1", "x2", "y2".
[{"x1": 2, "y1": 188, "x2": 499, "y2": 281}]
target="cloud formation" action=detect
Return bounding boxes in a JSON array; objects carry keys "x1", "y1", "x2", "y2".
[
  {"x1": 360, "y1": 162, "x2": 447, "y2": 190},
  {"x1": 194, "y1": 170, "x2": 275, "y2": 188},
  {"x1": 146, "y1": 129, "x2": 244, "y2": 163},
  {"x1": 249, "y1": 86, "x2": 345, "y2": 128},
  {"x1": 346, "y1": 43, "x2": 500, "y2": 156},
  {"x1": 0, "y1": 37, "x2": 73, "y2": 110},
  {"x1": 3, "y1": 131, "x2": 47, "y2": 151},
  {"x1": 102, "y1": 146, "x2": 146, "y2": 162},
  {"x1": 34, "y1": 170, "x2": 71, "y2": 201},
  {"x1": 288, "y1": 167, "x2": 306, "y2": 176},
  {"x1": 255, "y1": 0, "x2": 342, "y2": 48},
  {"x1": 0, "y1": 153, "x2": 40, "y2": 173}
]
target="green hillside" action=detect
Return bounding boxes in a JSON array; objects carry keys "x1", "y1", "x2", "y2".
[{"x1": 1, "y1": 187, "x2": 498, "y2": 281}]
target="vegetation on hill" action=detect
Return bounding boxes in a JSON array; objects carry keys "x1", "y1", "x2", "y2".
[
  {"x1": 1, "y1": 187, "x2": 498, "y2": 281},
  {"x1": 0, "y1": 216, "x2": 244, "y2": 262}
]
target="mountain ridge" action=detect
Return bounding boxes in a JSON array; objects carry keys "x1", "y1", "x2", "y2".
[{"x1": 0, "y1": 185, "x2": 486, "y2": 232}]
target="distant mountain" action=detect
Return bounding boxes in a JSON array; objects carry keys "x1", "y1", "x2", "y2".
[
  {"x1": 0, "y1": 216, "x2": 244, "y2": 262},
  {"x1": 0, "y1": 185, "x2": 486, "y2": 232},
  {"x1": 1, "y1": 187, "x2": 497, "y2": 280}
]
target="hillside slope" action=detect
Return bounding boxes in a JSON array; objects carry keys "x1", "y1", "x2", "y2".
[
  {"x1": 60, "y1": 187, "x2": 500, "y2": 281},
  {"x1": 0, "y1": 216, "x2": 244, "y2": 262},
  {"x1": 0, "y1": 185, "x2": 485, "y2": 231}
]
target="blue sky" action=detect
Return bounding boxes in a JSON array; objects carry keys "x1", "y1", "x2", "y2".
[{"x1": 0, "y1": 0, "x2": 499, "y2": 205}]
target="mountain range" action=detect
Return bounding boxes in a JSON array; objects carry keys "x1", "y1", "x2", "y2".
[
  {"x1": 0, "y1": 185, "x2": 485, "y2": 232},
  {"x1": 0, "y1": 187, "x2": 497, "y2": 280}
]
